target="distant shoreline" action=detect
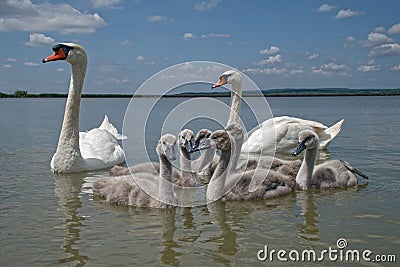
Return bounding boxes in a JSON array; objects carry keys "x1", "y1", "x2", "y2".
[{"x1": 1, "y1": 88, "x2": 400, "y2": 98}]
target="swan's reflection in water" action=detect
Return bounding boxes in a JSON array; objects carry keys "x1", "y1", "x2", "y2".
[
  {"x1": 296, "y1": 191, "x2": 320, "y2": 241},
  {"x1": 159, "y1": 208, "x2": 180, "y2": 266},
  {"x1": 206, "y1": 202, "x2": 239, "y2": 265},
  {"x1": 54, "y1": 173, "x2": 90, "y2": 266},
  {"x1": 60, "y1": 170, "x2": 326, "y2": 266}
]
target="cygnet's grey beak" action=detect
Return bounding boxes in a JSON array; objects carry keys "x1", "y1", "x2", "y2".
[
  {"x1": 190, "y1": 139, "x2": 212, "y2": 153},
  {"x1": 165, "y1": 146, "x2": 177, "y2": 161},
  {"x1": 292, "y1": 141, "x2": 306, "y2": 156}
]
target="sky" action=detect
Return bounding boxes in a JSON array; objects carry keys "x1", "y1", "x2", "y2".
[{"x1": 0, "y1": 0, "x2": 400, "y2": 94}]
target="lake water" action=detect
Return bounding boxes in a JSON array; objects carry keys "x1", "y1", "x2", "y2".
[{"x1": 0, "y1": 96, "x2": 399, "y2": 266}]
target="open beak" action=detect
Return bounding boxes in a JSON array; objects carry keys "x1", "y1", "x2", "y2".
[
  {"x1": 184, "y1": 139, "x2": 194, "y2": 153},
  {"x1": 190, "y1": 139, "x2": 212, "y2": 153},
  {"x1": 42, "y1": 47, "x2": 67, "y2": 63},
  {"x1": 292, "y1": 141, "x2": 306, "y2": 156},
  {"x1": 192, "y1": 139, "x2": 200, "y2": 150},
  {"x1": 212, "y1": 76, "x2": 227, "y2": 89}
]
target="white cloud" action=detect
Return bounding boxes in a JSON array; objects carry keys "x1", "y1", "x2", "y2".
[
  {"x1": 194, "y1": 0, "x2": 221, "y2": 11},
  {"x1": 334, "y1": 9, "x2": 363, "y2": 19},
  {"x1": 344, "y1": 36, "x2": 356, "y2": 49},
  {"x1": 266, "y1": 54, "x2": 283, "y2": 64},
  {"x1": 311, "y1": 62, "x2": 349, "y2": 75},
  {"x1": 360, "y1": 32, "x2": 394, "y2": 47},
  {"x1": 311, "y1": 68, "x2": 332, "y2": 76},
  {"x1": 147, "y1": 15, "x2": 171, "y2": 23},
  {"x1": 108, "y1": 78, "x2": 129, "y2": 84},
  {"x1": 321, "y1": 62, "x2": 348, "y2": 71},
  {"x1": 24, "y1": 62, "x2": 40, "y2": 67},
  {"x1": 390, "y1": 65, "x2": 400, "y2": 71},
  {"x1": 2, "y1": 64, "x2": 13, "y2": 69},
  {"x1": 260, "y1": 45, "x2": 280, "y2": 55},
  {"x1": 243, "y1": 67, "x2": 286, "y2": 75},
  {"x1": 183, "y1": 32, "x2": 195, "y2": 40},
  {"x1": 0, "y1": 1, "x2": 107, "y2": 34},
  {"x1": 388, "y1": 23, "x2": 400, "y2": 35},
  {"x1": 290, "y1": 69, "x2": 304, "y2": 75},
  {"x1": 57, "y1": 68, "x2": 64, "y2": 72},
  {"x1": 317, "y1": 4, "x2": 335, "y2": 12},
  {"x1": 25, "y1": 33, "x2": 54, "y2": 46},
  {"x1": 255, "y1": 54, "x2": 283, "y2": 65},
  {"x1": 7, "y1": 58, "x2": 18, "y2": 62},
  {"x1": 369, "y1": 43, "x2": 400, "y2": 57},
  {"x1": 91, "y1": 0, "x2": 121, "y2": 8},
  {"x1": 357, "y1": 60, "x2": 381, "y2": 72},
  {"x1": 307, "y1": 53, "x2": 319, "y2": 60},
  {"x1": 121, "y1": 39, "x2": 132, "y2": 46},
  {"x1": 201, "y1": 33, "x2": 230, "y2": 38},
  {"x1": 373, "y1": 26, "x2": 387, "y2": 34},
  {"x1": 136, "y1": 56, "x2": 144, "y2": 62}
]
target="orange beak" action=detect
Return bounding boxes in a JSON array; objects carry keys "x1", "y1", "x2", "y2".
[
  {"x1": 212, "y1": 76, "x2": 227, "y2": 89},
  {"x1": 42, "y1": 47, "x2": 67, "y2": 63}
]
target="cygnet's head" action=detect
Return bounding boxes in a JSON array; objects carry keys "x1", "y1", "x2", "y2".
[
  {"x1": 208, "y1": 130, "x2": 232, "y2": 151},
  {"x1": 191, "y1": 123, "x2": 244, "y2": 153},
  {"x1": 42, "y1": 43, "x2": 87, "y2": 65},
  {"x1": 178, "y1": 129, "x2": 194, "y2": 153},
  {"x1": 292, "y1": 130, "x2": 319, "y2": 156},
  {"x1": 212, "y1": 70, "x2": 242, "y2": 89},
  {"x1": 157, "y1": 134, "x2": 178, "y2": 161},
  {"x1": 193, "y1": 129, "x2": 212, "y2": 149},
  {"x1": 225, "y1": 123, "x2": 244, "y2": 145}
]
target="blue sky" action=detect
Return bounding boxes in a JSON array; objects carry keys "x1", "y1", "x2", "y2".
[{"x1": 1, "y1": 0, "x2": 400, "y2": 94}]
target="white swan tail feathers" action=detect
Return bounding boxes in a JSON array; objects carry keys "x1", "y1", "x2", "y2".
[
  {"x1": 99, "y1": 115, "x2": 127, "y2": 140},
  {"x1": 319, "y1": 119, "x2": 344, "y2": 149}
]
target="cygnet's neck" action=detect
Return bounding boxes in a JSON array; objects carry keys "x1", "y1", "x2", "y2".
[
  {"x1": 198, "y1": 147, "x2": 215, "y2": 171},
  {"x1": 207, "y1": 148, "x2": 230, "y2": 202},
  {"x1": 179, "y1": 146, "x2": 196, "y2": 184},
  {"x1": 158, "y1": 154, "x2": 174, "y2": 204},
  {"x1": 296, "y1": 146, "x2": 318, "y2": 190}
]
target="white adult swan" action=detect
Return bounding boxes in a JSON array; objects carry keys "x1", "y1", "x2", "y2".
[
  {"x1": 212, "y1": 70, "x2": 344, "y2": 153},
  {"x1": 43, "y1": 43, "x2": 125, "y2": 173},
  {"x1": 93, "y1": 134, "x2": 178, "y2": 208},
  {"x1": 293, "y1": 130, "x2": 368, "y2": 189}
]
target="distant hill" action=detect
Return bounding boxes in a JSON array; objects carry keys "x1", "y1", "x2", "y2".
[
  {"x1": 1, "y1": 88, "x2": 399, "y2": 98},
  {"x1": 173, "y1": 88, "x2": 400, "y2": 97}
]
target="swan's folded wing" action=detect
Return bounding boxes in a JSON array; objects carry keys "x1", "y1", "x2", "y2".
[{"x1": 80, "y1": 128, "x2": 125, "y2": 166}]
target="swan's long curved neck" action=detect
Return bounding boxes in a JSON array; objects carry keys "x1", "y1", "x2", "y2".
[
  {"x1": 180, "y1": 147, "x2": 195, "y2": 183},
  {"x1": 207, "y1": 149, "x2": 230, "y2": 202},
  {"x1": 296, "y1": 147, "x2": 317, "y2": 190},
  {"x1": 227, "y1": 135, "x2": 243, "y2": 174},
  {"x1": 227, "y1": 81, "x2": 242, "y2": 126},
  {"x1": 56, "y1": 61, "x2": 87, "y2": 156},
  {"x1": 158, "y1": 154, "x2": 174, "y2": 203},
  {"x1": 198, "y1": 147, "x2": 215, "y2": 171}
]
